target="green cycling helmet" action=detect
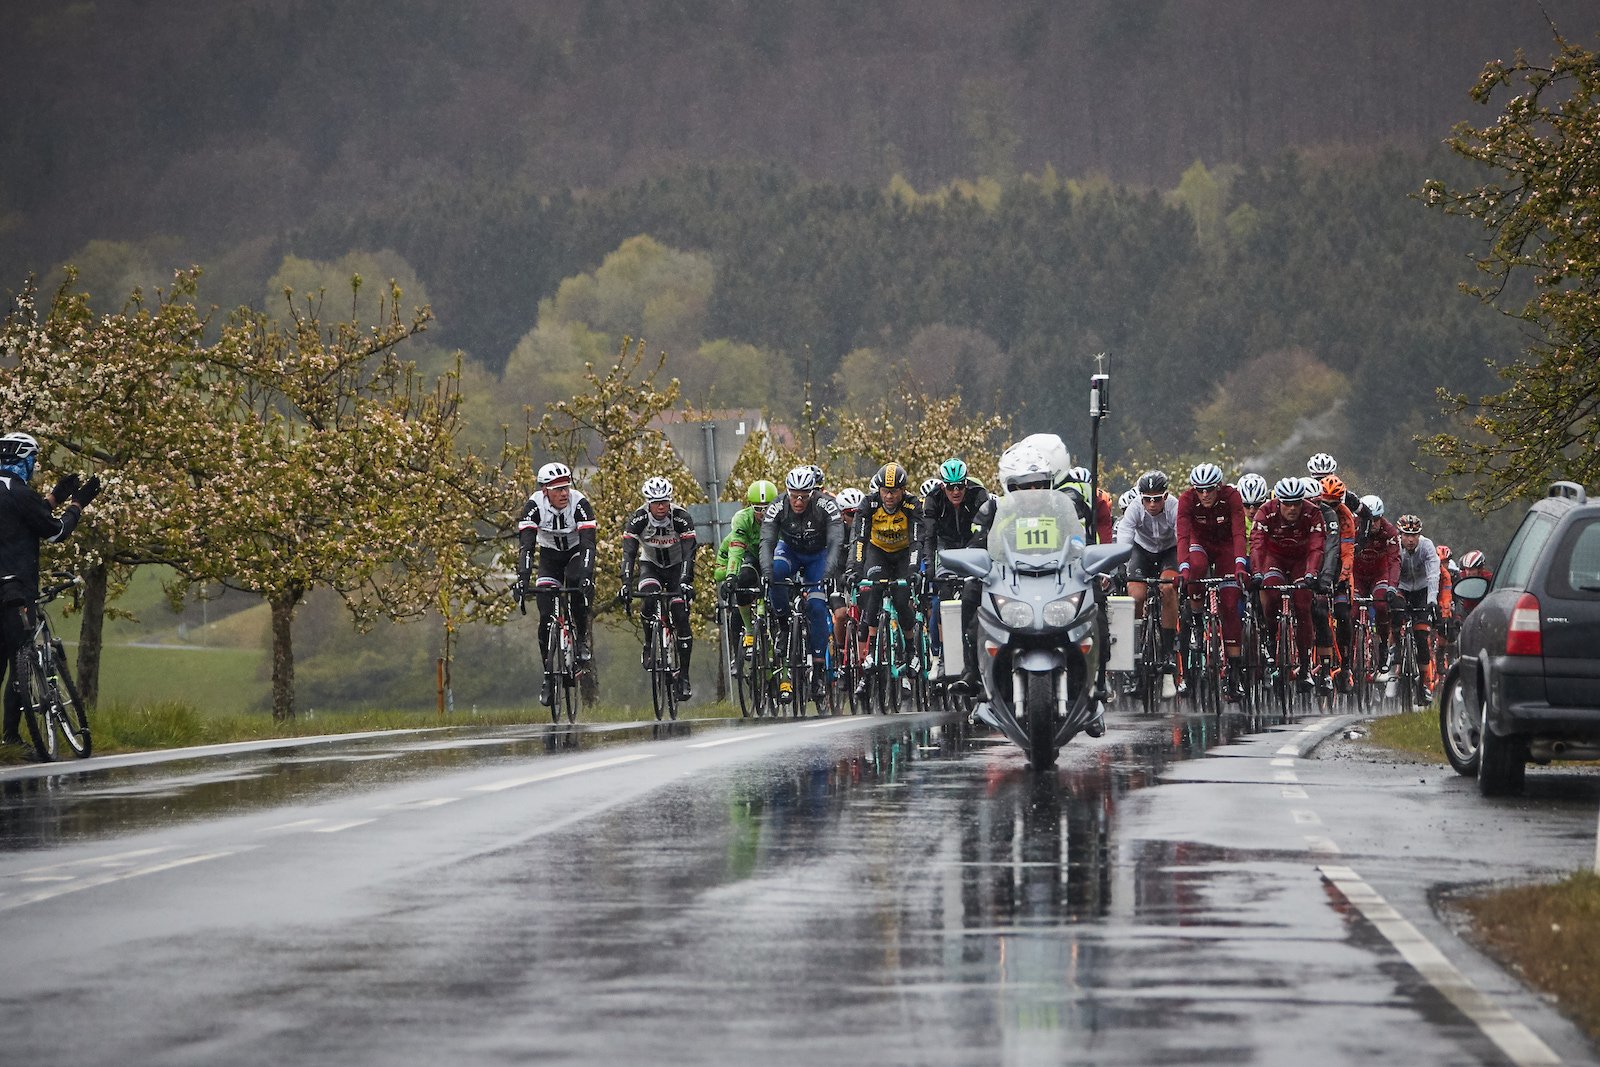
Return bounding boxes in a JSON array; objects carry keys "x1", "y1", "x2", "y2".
[
  {"x1": 940, "y1": 457, "x2": 968, "y2": 485},
  {"x1": 746, "y1": 479, "x2": 780, "y2": 505}
]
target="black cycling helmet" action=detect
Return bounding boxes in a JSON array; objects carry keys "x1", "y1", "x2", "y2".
[
  {"x1": 1136, "y1": 470, "x2": 1168, "y2": 496},
  {"x1": 873, "y1": 462, "x2": 909, "y2": 492}
]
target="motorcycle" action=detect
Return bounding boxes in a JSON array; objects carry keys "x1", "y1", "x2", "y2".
[{"x1": 939, "y1": 489, "x2": 1132, "y2": 769}]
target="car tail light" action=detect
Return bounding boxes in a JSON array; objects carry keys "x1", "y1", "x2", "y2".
[{"x1": 1505, "y1": 592, "x2": 1542, "y2": 656}]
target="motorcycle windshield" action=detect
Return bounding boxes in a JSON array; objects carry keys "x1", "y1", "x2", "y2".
[{"x1": 988, "y1": 490, "x2": 1087, "y2": 574}]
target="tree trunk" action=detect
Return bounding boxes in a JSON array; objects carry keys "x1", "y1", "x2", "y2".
[
  {"x1": 269, "y1": 588, "x2": 302, "y2": 722},
  {"x1": 75, "y1": 561, "x2": 108, "y2": 707}
]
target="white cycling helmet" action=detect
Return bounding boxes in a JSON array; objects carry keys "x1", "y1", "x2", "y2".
[
  {"x1": 836, "y1": 487, "x2": 865, "y2": 511},
  {"x1": 1237, "y1": 473, "x2": 1269, "y2": 507},
  {"x1": 1307, "y1": 452, "x2": 1338, "y2": 476},
  {"x1": 537, "y1": 461, "x2": 572, "y2": 488},
  {"x1": 998, "y1": 443, "x2": 1053, "y2": 492},
  {"x1": 1273, "y1": 476, "x2": 1308, "y2": 501},
  {"x1": 1300, "y1": 476, "x2": 1322, "y2": 500},
  {"x1": 1189, "y1": 462, "x2": 1224, "y2": 490},
  {"x1": 641, "y1": 476, "x2": 674, "y2": 502},
  {"x1": 920, "y1": 476, "x2": 940, "y2": 497},
  {"x1": 1361, "y1": 493, "x2": 1384, "y2": 518},
  {"x1": 1118, "y1": 488, "x2": 1138, "y2": 511},
  {"x1": 785, "y1": 465, "x2": 818, "y2": 492}
]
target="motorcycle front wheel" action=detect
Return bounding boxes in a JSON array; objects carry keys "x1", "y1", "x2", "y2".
[{"x1": 1023, "y1": 672, "x2": 1059, "y2": 771}]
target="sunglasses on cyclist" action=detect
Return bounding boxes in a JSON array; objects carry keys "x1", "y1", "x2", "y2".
[{"x1": 1140, "y1": 494, "x2": 1165, "y2": 503}]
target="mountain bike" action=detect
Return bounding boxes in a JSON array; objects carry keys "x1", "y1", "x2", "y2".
[{"x1": 11, "y1": 573, "x2": 91, "y2": 761}]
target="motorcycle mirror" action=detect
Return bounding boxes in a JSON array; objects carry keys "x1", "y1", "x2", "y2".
[
  {"x1": 1452, "y1": 576, "x2": 1488, "y2": 600},
  {"x1": 1081, "y1": 543, "x2": 1134, "y2": 577},
  {"x1": 937, "y1": 547, "x2": 992, "y2": 580}
]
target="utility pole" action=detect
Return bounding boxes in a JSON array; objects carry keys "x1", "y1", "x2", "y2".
[{"x1": 1089, "y1": 354, "x2": 1109, "y2": 543}]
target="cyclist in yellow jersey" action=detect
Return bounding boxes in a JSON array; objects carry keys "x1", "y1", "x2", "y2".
[{"x1": 847, "y1": 462, "x2": 923, "y2": 697}]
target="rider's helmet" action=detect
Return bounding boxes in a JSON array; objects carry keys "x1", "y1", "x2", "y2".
[
  {"x1": 920, "y1": 476, "x2": 940, "y2": 498},
  {"x1": 1396, "y1": 514, "x2": 1423, "y2": 535},
  {"x1": 1361, "y1": 493, "x2": 1384, "y2": 518},
  {"x1": 1273, "y1": 476, "x2": 1308, "y2": 502},
  {"x1": 998, "y1": 443, "x2": 1052, "y2": 492},
  {"x1": 835, "y1": 487, "x2": 865, "y2": 512},
  {"x1": 1237, "y1": 473, "x2": 1269, "y2": 506},
  {"x1": 1136, "y1": 470, "x2": 1169, "y2": 497},
  {"x1": 1436, "y1": 544, "x2": 1453, "y2": 563},
  {"x1": 536, "y1": 461, "x2": 572, "y2": 488},
  {"x1": 872, "y1": 462, "x2": 909, "y2": 492},
  {"x1": 1319, "y1": 474, "x2": 1346, "y2": 501},
  {"x1": 785, "y1": 465, "x2": 818, "y2": 493},
  {"x1": 746, "y1": 479, "x2": 780, "y2": 505},
  {"x1": 1307, "y1": 452, "x2": 1338, "y2": 476},
  {"x1": 1300, "y1": 476, "x2": 1322, "y2": 500},
  {"x1": 1189, "y1": 462, "x2": 1224, "y2": 490},
  {"x1": 0, "y1": 431, "x2": 40, "y2": 481},
  {"x1": 1118, "y1": 488, "x2": 1138, "y2": 511},
  {"x1": 641, "y1": 476, "x2": 674, "y2": 503},
  {"x1": 807, "y1": 464, "x2": 826, "y2": 491},
  {"x1": 1068, "y1": 465, "x2": 1091, "y2": 485},
  {"x1": 1460, "y1": 549, "x2": 1486, "y2": 569},
  {"x1": 940, "y1": 457, "x2": 968, "y2": 485}
]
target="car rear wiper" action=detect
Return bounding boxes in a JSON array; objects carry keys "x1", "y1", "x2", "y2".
[{"x1": 1578, "y1": 583, "x2": 1600, "y2": 592}]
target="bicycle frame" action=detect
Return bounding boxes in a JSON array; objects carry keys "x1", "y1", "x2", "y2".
[{"x1": 12, "y1": 574, "x2": 91, "y2": 761}]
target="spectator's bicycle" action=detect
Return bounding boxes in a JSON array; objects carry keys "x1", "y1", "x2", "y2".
[{"x1": 12, "y1": 572, "x2": 91, "y2": 761}]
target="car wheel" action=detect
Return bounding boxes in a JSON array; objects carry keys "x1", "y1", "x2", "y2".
[
  {"x1": 1477, "y1": 683, "x2": 1527, "y2": 797},
  {"x1": 1438, "y1": 665, "x2": 1479, "y2": 777}
]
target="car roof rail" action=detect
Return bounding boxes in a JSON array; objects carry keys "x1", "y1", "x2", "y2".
[{"x1": 1547, "y1": 481, "x2": 1587, "y2": 503}]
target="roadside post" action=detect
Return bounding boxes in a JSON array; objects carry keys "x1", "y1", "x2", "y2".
[{"x1": 1089, "y1": 357, "x2": 1109, "y2": 541}]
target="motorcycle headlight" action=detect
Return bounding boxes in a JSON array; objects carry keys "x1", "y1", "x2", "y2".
[
  {"x1": 992, "y1": 594, "x2": 1035, "y2": 629},
  {"x1": 1042, "y1": 592, "x2": 1085, "y2": 628}
]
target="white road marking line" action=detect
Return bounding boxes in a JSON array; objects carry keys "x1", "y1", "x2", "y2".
[
  {"x1": 470, "y1": 752, "x2": 656, "y2": 793},
  {"x1": 1281, "y1": 786, "x2": 1309, "y2": 799},
  {"x1": 1305, "y1": 836, "x2": 1341, "y2": 855},
  {"x1": 18, "y1": 875, "x2": 77, "y2": 884},
  {"x1": 1271, "y1": 757, "x2": 1296, "y2": 767},
  {"x1": 688, "y1": 728, "x2": 784, "y2": 749},
  {"x1": 374, "y1": 797, "x2": 460, "y2": 810},
  {"x1": 312, "y1": 819, "x2": 377, "y2": 833},
  {"x1": 1274, "y1": 770, "x2": 1299, "y2": 782},
  {"x1": 799, "y1": 718, "x2": 859, "y2": 730},
  {"x1": 12, "y1": 846, "x2": 170, "y2": 876},
  {"x1": 0, "y1": 850, "x2": 247, "y2": 912},
  {"x1": 1276, "y1": 745, "x2": 1301, "y2": 756},
  {"x1": 1320, "y1": 865, "x2": 1561, "y2": 1066},
  {"x1": 1292, "y1": 809, "x2": 1322, "y2": 825},
  {"x1": 260, "y1": 818, "x2": 325, "y2": 832}
]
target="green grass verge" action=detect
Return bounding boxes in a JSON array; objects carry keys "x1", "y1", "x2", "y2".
[
  {"x1": 88, "y1": 643, "x2": 269, "y2": 715},
  {"x1": 1457, "y1": 870, "x2": 1600, "y2": 1041},
  {"x1": 1364, "y1": 707, "x2": 1446, "y2": 762}
]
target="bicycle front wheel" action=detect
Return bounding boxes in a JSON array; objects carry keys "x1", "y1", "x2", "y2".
[
  {"x1": 48, "y1": 652, "x2": 91, "y2": 757},
  {"x1": 14, "y1": 648, "x2": 53, "y2": 761}
]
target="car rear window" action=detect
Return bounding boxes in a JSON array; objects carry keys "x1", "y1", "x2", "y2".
[
  {"x1": 1549, "y1": 519, "x2": 1600, "y2": 599},
  {"x1": 1494, "y1": 512, "x2": 1556, "y2": 592}
]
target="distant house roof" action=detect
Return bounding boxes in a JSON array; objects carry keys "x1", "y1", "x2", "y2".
[{"x1": 647, "y1": 410, "x2": 799, "y2": 484}]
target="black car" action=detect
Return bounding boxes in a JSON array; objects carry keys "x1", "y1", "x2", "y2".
[{"x1": 1440, "y1": 481, "x2": 1600, "y2": 795}]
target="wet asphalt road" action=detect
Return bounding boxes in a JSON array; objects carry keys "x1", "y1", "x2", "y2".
[{"x1": 1, "y1": 706, "x2": 1597, "y2": 1065}]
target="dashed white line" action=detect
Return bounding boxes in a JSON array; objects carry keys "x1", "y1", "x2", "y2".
[
  {"x1": 0, "y1": 849, "x2": 247, "y2": 912},
  {"x1": 12, "y1": 846, "x2": 170, "y2": 876},
  {"x1": 374, "y1": 797, "x2": 460, "y2": 810},
  {"x1": 1271, "y1": 757, "x2": 1296, "y2": 767},
  {"x1": 260, "y1": 818, "x2": 325, "y2": 833},
  {"x1": 1281, "y1": 786, "x2": 1309, "y2": 799},
  {"x1": 1304, "y1": 836, "x2": 1341, "y2": 855},
  {"x1": 312, "y1": 819, "x2": 376, "y2": 834},
  {"x1": 688, "y1": 727, "x2": 784, "y2": 749},
  {"x1": 1276, "y1": 745, "x2": 1301, "y2": 756},
  {"x1": 800, "y1": 718, "x2": 860, "y2": 730},
  {"x1": 470, "y1": 752, "x2": 656, "y2": 792},
  {"x1": 1320, "y1": 865, "x2": 1561, "y2": 1066}
]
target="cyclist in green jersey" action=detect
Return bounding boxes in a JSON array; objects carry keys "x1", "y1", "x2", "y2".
[{"x1": 717, "y1": 480, "x2": 780, "y2": 654}]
